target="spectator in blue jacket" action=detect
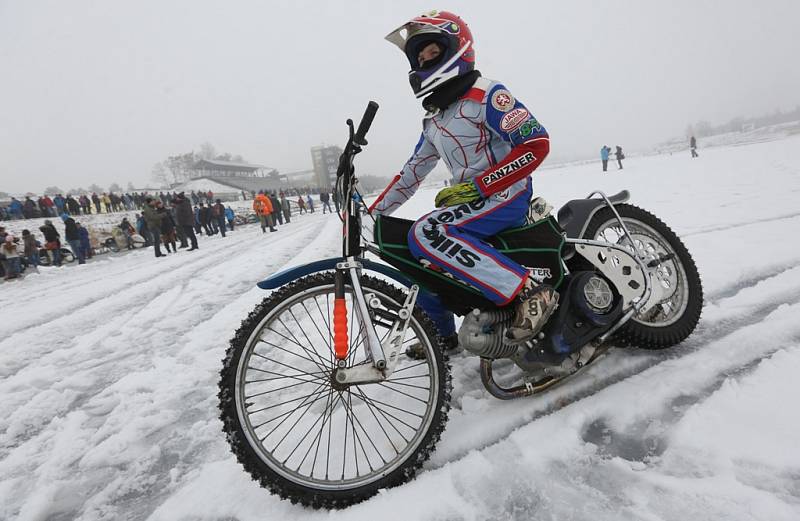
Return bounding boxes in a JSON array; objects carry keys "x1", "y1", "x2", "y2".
[
  {"x1": 77, "y1": 222, "x2": 92, "y2": 260},
  {"x1": 600, "y1": 145, "x2": 611, "y2": 172},
  {"x1": 8, "y1": 198, "x2": 23, "y2": 219},
  {"x1": 224, "y1": 206, "x2": 235, "y2": 231}
]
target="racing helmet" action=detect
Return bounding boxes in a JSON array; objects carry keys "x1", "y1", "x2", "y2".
[{"x1": 385, "y1": 10, "x2": 475, "y2": 98}]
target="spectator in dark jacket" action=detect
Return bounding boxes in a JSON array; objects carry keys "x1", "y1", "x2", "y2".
[
  {"x1": 157, "y1": 203, "x2": 178, "y2": 253},
  {"x1": 61, "y1": 215, "x2": 85, "y2": 264},
  {"x1": 142, "y1": 198, "x2": 164, "y2": 257},
  {"x1": 198, "y1": 203, "x2": 214, "y2": 236},
  {"x1": 39, "y1": 220, "x2": 62, "y2": 266},
  {"x1": 212, "y1": 199, "x2": 227, "y2": 237},
  {"x1": 21, "y1": 229, "x2": 39, "y2": 269},
  {"x1": 77, "y1": 223, "x2": 92, "y2": 260},
  {"x1": 320, "y1": 192, "x2": 333, "y2": 214},
  {"x1": 269, "y1": 193, "x2": 283, "y2": 225},
  {"x1": 172, "y1": 192, "x2": 198, "y2": 250}
]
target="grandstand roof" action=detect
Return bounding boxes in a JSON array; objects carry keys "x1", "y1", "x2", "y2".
[
  {"x1": 193, "y1": 159, "x2": 269, "y2": 172},
  {"x1": 175, "y1": 176, "x2": 282, "y2": 194}
]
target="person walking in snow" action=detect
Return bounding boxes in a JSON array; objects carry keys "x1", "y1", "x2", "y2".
[
  {"x1": 306, "y1": 194, "x2": 315, "y2": 213},
  {"x1": 142, "y1": 198, "x2": 164, "y2": 257},
  {"x1": 21, "y1": 229, "x2": 39, "y2": 269},
  {"x1": 77, "y1": 222, "x2": 92, "y2": 260},
  {"x1": 269, "y1": 192, "x2": 283, "y2": 226},
  {"x1": 297, "y1": 196, "x2": 306, "y2": 214},
  {"x1": 225, "y1": 206, "x2": 235, "y2": 231},
  {"x1": 39, "y1": 220, "x2": 62, "y2": 266},
  {"x1": 615, "y1": 145, "x2": 625, "y2": 170},
  {"x1": 600, "y1": 145, "x2": 611, "y2": 172},
  {"x1": 280, "y1": 193, "x2": 292, "y2": 223},
  {"x1": 253, "y1": 191, "x2": 276, "y2": 233},
  {"x1": 62, "y1": 214, "x2": 86, "y2": 264},
  {"x1": 320, "y1": 192, "x2": 333, "y2": 214},
  {"x1": 172, "y1": 192, "x2": 198, "y2": 250},
  {"x1": 690, "y1": 135, "x2": 699, "y2": 158},
  {"x1": 157, "y1": 202, "x2": 178, "y2": 253}
]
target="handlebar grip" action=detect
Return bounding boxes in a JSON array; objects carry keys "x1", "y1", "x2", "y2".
[{"x1": 353, "y1": 101, "x2": 379, "y2": 146}]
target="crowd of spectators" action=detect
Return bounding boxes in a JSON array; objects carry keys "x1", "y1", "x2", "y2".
[
  {"x1": 0, "y1": 188, "x2": 337, "y2": 281},
  {"x1": 0, "y1": 190, "x2": 227, "y2": 221}
]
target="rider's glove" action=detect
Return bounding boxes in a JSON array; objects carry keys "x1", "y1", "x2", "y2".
[{"x1": 434, "y1": 181, "x2": 481, "y2": 208}]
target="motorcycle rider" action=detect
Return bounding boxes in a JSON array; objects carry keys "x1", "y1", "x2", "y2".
[{"x1": 371, "y1": 10, "x2": 558, "y2": 344}]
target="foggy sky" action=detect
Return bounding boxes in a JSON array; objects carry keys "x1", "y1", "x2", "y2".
[{"x1": 1, "y1": 0, "x2": 799, "y2": 194}]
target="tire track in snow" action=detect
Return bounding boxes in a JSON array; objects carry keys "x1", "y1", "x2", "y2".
[
  {"x1": 425, "y1": 260, "x2": 800, "y2": 470},
  {"x1": 0, "y1": 221, "x2": 322, "y2": 339},
  {"x1": 682, "y1": 211, "x2": 800, "y2": 237},
  {"x1": 0, "y1": 215, "x2": 348, "y2": 521},
  {"x1": 0, "y1": 219, "x2": 326, "y2": 451}
]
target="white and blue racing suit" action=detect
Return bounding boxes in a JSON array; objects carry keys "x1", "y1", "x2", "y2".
[{"x1": 371, "y1": 77, "x2": 550, "y2": 334}]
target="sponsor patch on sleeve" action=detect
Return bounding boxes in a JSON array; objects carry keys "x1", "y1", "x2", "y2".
[
  {"x1": 500, "y1": 108, "x2": 529, "y2": 132},
  {"x1": 490, "y1": 89, "x2": 515, "y2": 112}
]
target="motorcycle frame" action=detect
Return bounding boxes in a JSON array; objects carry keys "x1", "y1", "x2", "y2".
[{"x1": 292, "y1": 103, "x2": 663, "y2": 383}]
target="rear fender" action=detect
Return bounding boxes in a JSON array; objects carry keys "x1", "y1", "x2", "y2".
[
  {"x1": 556, "y1": 189, "x2": 630, "y2": 240},
  {"x1": 257, "y1": 257, "x2": 413, "y2": 290}
]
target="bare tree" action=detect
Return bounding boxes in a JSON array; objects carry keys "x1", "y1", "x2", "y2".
[
  {"x1": 108, "y1": 182, "x2": 122, "y2": 193},
  {"x1": 88, "y1": 183, "x2": 105, "y2": 193},
  {"x1": 151, "y1": 162, "x2": 171, "y2": 188},
  {"x1": 199, "y1": 142, "x2": 217, "y2": 160},
  {"x1": 44, "y1": 186, "x2": 64, "y2": 195}
]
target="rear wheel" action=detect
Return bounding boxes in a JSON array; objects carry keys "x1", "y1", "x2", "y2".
[
  {"x1": 582, "y1": 204, "x2": 703, "y2": 349},
  {"x1": 218, "y1": 272, "x2": 451, "y2": 508}
]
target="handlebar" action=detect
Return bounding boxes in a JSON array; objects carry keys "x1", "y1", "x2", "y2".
[{"x1": 353, "y1": 101, "x2": 379, "y2": 146}]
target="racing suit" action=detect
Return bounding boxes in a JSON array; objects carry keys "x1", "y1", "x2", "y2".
[{"x1": 371, "y1": 77, "x2": 550, "y2": 333}]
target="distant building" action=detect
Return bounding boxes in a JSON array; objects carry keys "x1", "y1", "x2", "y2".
[
  {"x1": 311, "y1": 145, "x2": 342, "y2": 191},
  {"x1": 175, "y1": 159, "x2": 282, "y2": 198}
]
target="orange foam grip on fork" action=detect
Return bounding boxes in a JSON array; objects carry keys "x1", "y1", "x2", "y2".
[{"x1": 333, "y1": 298, "x2": 348, "y2": 360}]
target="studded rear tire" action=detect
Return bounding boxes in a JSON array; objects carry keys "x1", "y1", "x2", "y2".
[{"x1": 582, "y1": 204, "x2": 703, "y2": 349}]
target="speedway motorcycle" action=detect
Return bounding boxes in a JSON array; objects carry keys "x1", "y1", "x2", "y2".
[{"x1": 218, "y1": 102, "x2": 703, "y2": 508}]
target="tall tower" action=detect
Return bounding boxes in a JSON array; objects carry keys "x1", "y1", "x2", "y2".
[{"x1": 311, "y1": 145, "x2": 342, "y2": 191}]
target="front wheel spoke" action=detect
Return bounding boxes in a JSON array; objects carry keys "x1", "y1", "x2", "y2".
[
  {"x1": 245, "y1": 367, "x2": 327, "y2": 384},
  {"x1": 379, "y1": 379, "x2": 432, "y2": 391},
  {"x1": 256, "y1": 338, "x2": 327, "y2": 371},
  {"x1": 283, "y1": 389, "x2": 338, "y2": 466},
  {"x1": 309, "y1": 389, "x2": 336, "y2": 475},
  {"x1": 350, "y1": 390, "x2": 416, "y2": 441},
  {"x1": 313, "y1": 295, "x2": 335, "y2": 365},
  {"x1": 341, "y1": 391, "x2": 383, "y2": 469},
  {"x1": 269, "y1": 321, "x2": 329, "y2": 372},
  {"x1": 351, "y1": 387, "x2": 401, "y2": 454},
  {"x1": 391, "y1": 361, "x2": 430, "y2": 374},
  {"x1": 288, "y1": 309, "x2": 329, "y2": 369},
  {"x1": 386, "y1": 373, "x2": 432, "y2": 383},
  {"x1": 354, "y1": 390, "x2": 425, "y2": 421},
  {"x1": 251, "y1": 387, "x2": 329, "y2": 429},
  {"x1": 249, "y1": 383, "x2": 328, "y2": 416},
  {"x1": 376, "y1": 382, "x2": 430, "y2": 404},
  {"x1": 301, "y1": 300, "x2": 335, "y2": 362},
  {"x1": 265, "y1": 384, "x2": 329, "y2": 450},
  {"x1": 245, "y1": 377, "x2": 322, "y2": 400},
  {"x1": 251, "y1": 353, "x2": 327, "y2": 379}
]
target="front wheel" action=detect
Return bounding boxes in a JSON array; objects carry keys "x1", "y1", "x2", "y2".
[
  {"x1": 582, "y1": 204, "x2": 703, "y2": 349},
  {"x1": 218, "y1": 272, "x2": 451, "y2": 508}
]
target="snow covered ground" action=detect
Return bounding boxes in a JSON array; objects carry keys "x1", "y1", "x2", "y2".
[{"x1": 2, "y1": 134, "x2": 800, "y2": 520}]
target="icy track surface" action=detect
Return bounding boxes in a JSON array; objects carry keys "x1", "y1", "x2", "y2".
[{"x1": 2, "y1": 136, "x2": 800, "y2": 520}]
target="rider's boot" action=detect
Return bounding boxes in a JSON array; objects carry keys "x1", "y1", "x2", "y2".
[{"x1": 506, "y1": 276, "x2": 559, "y2": 344}]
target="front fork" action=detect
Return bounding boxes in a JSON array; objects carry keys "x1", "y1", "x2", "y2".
[{"x1": 332, "y1": 257, "x2": 419, "y2": 385}]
